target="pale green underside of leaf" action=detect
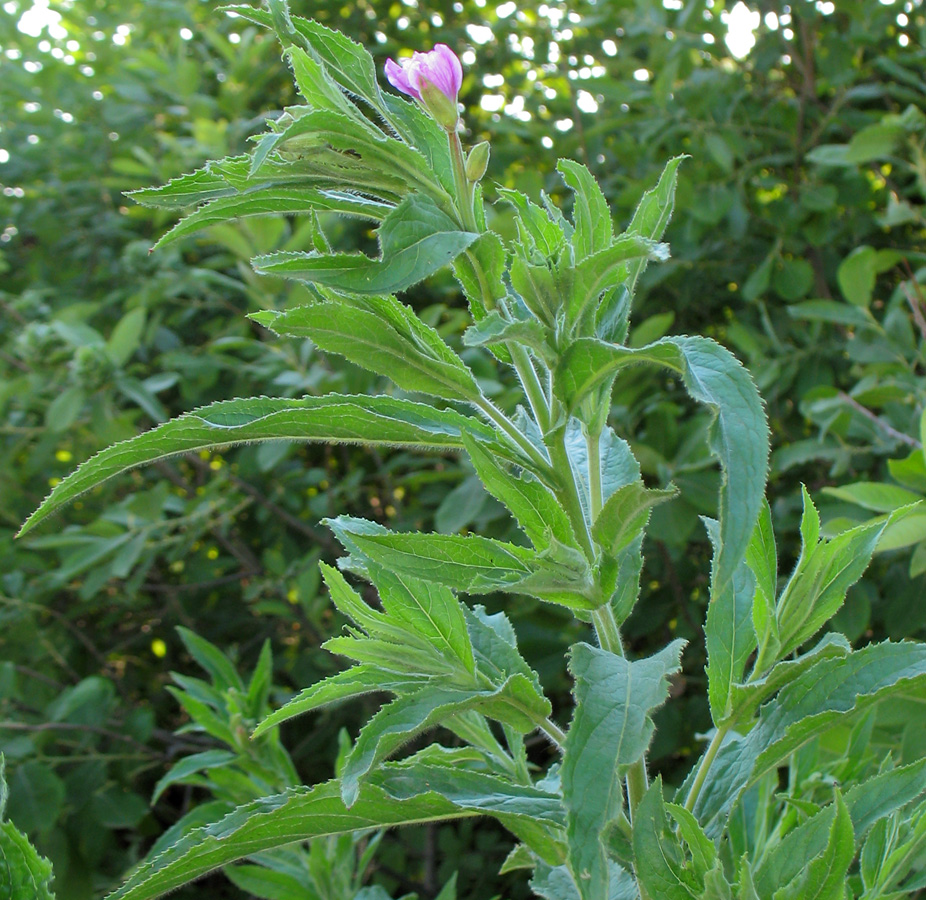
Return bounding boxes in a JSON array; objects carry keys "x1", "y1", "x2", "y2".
[
  {"x1": 562, "y1": 641, "x2": 685, "y2": 900},
  {"x1": 0, "y1": 822, "x2": 56, "y2": 900},
  {"x1": 19, "y1": 395, "x2": 493, "y2": 537},
  {"x1": 153, "y1": 188, "x2": 391, "y2": 250}
]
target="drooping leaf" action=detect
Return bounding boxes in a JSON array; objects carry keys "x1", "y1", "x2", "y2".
[
  {"x1": 105, "y1": 780, "x2": 477, "y2": 900},
  {"x1": 20, "y1": 395, "x2": 491, "y2": 536},
  {"x1": 153, "y1": 188, "x2": 391, "y2": 250},
  {"x1": 556, "y1": 335, "x2": 769, "y2": 610},
  {"x1": 562, "y1": 641, "x2": 685, "y2": 899},
  {"x1": 253, "y1": 193, "x2": 477, "y2": 295}
]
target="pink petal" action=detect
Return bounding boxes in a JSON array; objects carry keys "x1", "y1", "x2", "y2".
[{"x1": 384, "y1": 57, "x2": 420, "y2": 100}]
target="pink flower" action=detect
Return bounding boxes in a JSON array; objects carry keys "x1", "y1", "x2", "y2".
[{"x1": 385, "y1": 44, "x2": 463, "y2": 107}]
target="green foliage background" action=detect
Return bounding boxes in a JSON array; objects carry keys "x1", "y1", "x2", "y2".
[{"x1": 1, "y1": 0, "x2": 925, "y2": 897}]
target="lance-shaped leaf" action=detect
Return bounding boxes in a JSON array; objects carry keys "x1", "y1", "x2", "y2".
[
  {"x1": 253, "y1": 294, "x2": 482, "y2": 403},
  {"x1": 150, "y1": 750, "x2": 237, "y2": 805},
  {"x1": 592, "y1": 481, "x2": 677, "y2": 555},
  {"x1": 224, "y1": 5, "x2": 387, "y2": 114},
  {"x1": 563, "y1": 421, "x2": 641, "y2": 520},
  {"x1": 772, "y1": 789, "x2": 854, "y2": 900},
  {"x1": 562, "y1": 641, "x2": 685, "y2": 900},
  {"x1": 566, "y1": 235, "x2": 670, "y2": 332},
  {"x1": 703, "y1": 517, "x2": 758, "y2": 725},
  {"x1": 692, "y1": 640, "x2": 926, "y2": 835},
  {"x1": 556, "y1": 335, "x2": 769, "y2": 610},
  {"x1": 105, "y1": 780, "x2": 478, "y2": 900},
  {"x1": 19, "y1": 395, "x2": 491, "y2": 536},
  {"x1": 153, "y1": 189, "x2": 391, "y2": 250},
  {"x1": 464, "y1": 605, "x2": 547, "y2": 701},
  {"x1": 127, "y1": 160, "x2": 240, "y2": 208},
  {"x1": 557, "y1": 159, "x2": 612, "y2": 260},
  {"x1": 727, "y1": 632, "x2": 851, "y2": 724},
  {"x1": 252, "y1": 666, "x2": 427, "y2": 739},
  {"x1": 775, "y1": 489, "x2": 887, "y2": 661},
  {"x1": 326, "y1": 516, "x2": 596, "y2": 608},
  {"x1": 463, "y1": 431, "x2": 579, "y2": 552},
  {"x1": 632, "y1": 779, "x2": 701, "y2": 900},
  {"x1": 753, "y1": 758, "x2": 926, "y2": 897},
  {"x1": 452, "y1": 231, "x2": 507, "y2": 324},
  {"x1": 746, "y1": 499, "x2": 780, "y2": 676},
  {"x1": 340, "y1": 675, "x2": 552, "y2": 806},
  {"x1": 463, "y1": 310, "x2": 555, "y2": 365},
  {"x1": 497, "y1": 187, "x2": 566, "y2": 260},
  {"x1": 248, "y1": 109, "x2": 417, "y2": 184},
  {"x1": 253, "y1": 193, "x2": 478, "y2": 296},
  {"x1": 373, "y1": 566, "x2": 475, "y2": 675},
  {"x1": 285, "y1": 45, "x2": 369, "y2": 123},
  {"x1": 1, "y1": 758, "x2": 56, "y2": 900}
]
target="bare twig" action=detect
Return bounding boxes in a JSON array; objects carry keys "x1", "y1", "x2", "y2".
[{"x1": 838, "y1": 391, "x2": 922, "y2": 448}]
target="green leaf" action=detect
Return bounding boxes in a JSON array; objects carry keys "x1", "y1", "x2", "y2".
[
  {"x1": 225, "y1": 5, "x2": 386, "y2": 113},
  {"x1": 754, "y1": 758, "x2": 926, "y2": 897},
  {"x1": 327, "y1": 516, "x2": 596, "y2": 608},
  {"x1": 105, "y1": 780, "x2": 475, "y2": 900},
  {"x1": 127, "y1": 160, "x2": 239, "y2": 209},
  {"x1": 772, "y1": 790, "x2": 854, "y2": 900},
  {"x1": 692, "y1": 640, "x2": 926, "y2": 835},
  {"x1": 20, "y1": 395, "x2": 490, "y2": 536},
  {"x1": 567, "y1": 235, "x2": 670, "y2": 331},
  {"x1": 592, "y1": 481, "x2": 677, "y2": 555},
  {"x1": 255, "y1": 296, "x2": 482, "y2": 403},
  {"x1": 0, "y1": 822, "x2": 56, "y2": 900},
  {"x1": 776, "y1": 491, "x2": 887, "y2": 659},
  {"x1": 557, "y1": 336, "x2": 769, "y2": 610},
  {"x1": 4, "y1": 761, "x2": 65, "y2": 835},
  {"x1": 703, "y1": 517, "x2": 758, "y2": 725},
  {"x1": 746, "y1": 500, "x2": 780, "y2": 675},
  {"x1": 563, "y1": 422, "x2": 641, "y2": 520},
  {"x1": 837, "y1": 246, "x2": 902, "y2": 308},
  {"x1": 462, "y1": 431, "x2": 579, "y2": 552},
  {"x1": 175, "y1": 628, "x2": 244, "y2": 692},
  {"x1": 822, "y1": 482, "x2": 924, "y2": 513},
  {"x1": 562, "y1": 641, "x2": 685, "y2": 899},
  {"x1": 496, "y1": 187, "x2": 566, "y2": 260},
  {"x1": 452, "y1": 231, "x2": 507, "y2": 324},
  {"x1": 153, "y1": 188, "x2": 391, "y2": 250},
  {"x1": 106, "y1": 307, "x2": 147, "y2": 366},
  {"x1": 253, "y1": 193, "x2": 478, "y2": 295},
  {"x1": 224, "y1": 865, "x2": 308, "y2": 900},
  {"x1": 594, "y1": 156, "x2": 685, "y2": 341},
  {"x1": 465, "y1": 605, "x2": 547, "y2": 701},
  {"x1": 632, "y1": 778, "x2": 699, "y2": 900},
  {"x1": 151, "y1": 750, "x2": 236, "y2": 804},
  {"x1": 373, "y1": 567, "x2": 475, "y2": 675},
  {"x1": 727, "y1": 633, "x2": 851, "y2": 724},
  {"x1": 557, "y1": 159, "x2": 612, "y2": 260},
  {"x1": 0, "y1": 758, "x2": 55, "y2": 900},
  {"x1": 284, "y1": 45, "x2": 367, "y2": 121},
  {"x1": 340, "y1": 676, "x2": 551, "y2": 805},
  {"x1": 252, "y1": 666, "x2": 425, "y2": 739}
]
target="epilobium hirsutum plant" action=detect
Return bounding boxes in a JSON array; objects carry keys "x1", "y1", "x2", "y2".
[{"x1": 20, "y1": 2, "x2": 926, "y2": 898}]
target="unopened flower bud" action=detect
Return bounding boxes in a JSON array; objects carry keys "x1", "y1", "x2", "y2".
[
  {"x1": 385, "y1": 44, "x2": 463, "y2": 132},
  {"x1": 464, "y1": 141, "x2": 490, "y2": 182}
]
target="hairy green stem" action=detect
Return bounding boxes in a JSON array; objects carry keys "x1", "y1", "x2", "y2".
[
  {"x1": 508, "y1": 342, "x2": 552, "y2": 434},
  {"x1": 683, "y1": 721, "x2": 731, "y2": 813},
  {"x1": 475, "y1": 396, "x2": 552, "y2": 475}
]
